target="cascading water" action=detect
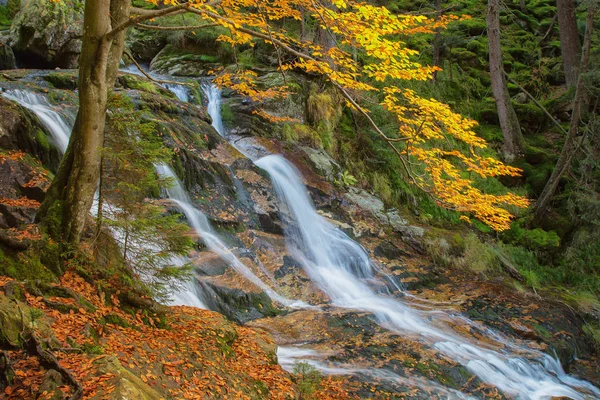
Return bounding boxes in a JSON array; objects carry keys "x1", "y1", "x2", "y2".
[
  {"x1": 154, "y1": 163, "x2": 304, "y2": 308},
  {"x1": 1, "y1": 87, "x2": 203, "y2": 308},
  {"x1": 120, "y1": 64, "x2": 190, "y2": 102},
  {"x1": 257, "y1": 154, "x2": 600, "y2": 400},
  {"x1": 201, "y1": 82, "x2": 225, "y2": 136},
  {"x1": 2, "y1": 89, "x2": 73, "y2": 153}
]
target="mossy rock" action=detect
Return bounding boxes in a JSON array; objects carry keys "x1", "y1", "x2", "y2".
[
  {"x1": 0, "y1": 293, "x2": 53, "y2": 347},
  {"x1": 8, "y1": 0, "x2": 84, "y2": 68},
  {"x1": 43, "y1": 72, "x2": 78, "y2": 90},
  {"x1": 90, "y1": 356, "x2": 163, "y2": 400}
]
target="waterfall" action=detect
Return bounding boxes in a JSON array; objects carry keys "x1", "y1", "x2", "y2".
[
  {"x1": 120, "y1": 64, "x2": 190, "y2": 102},
  {"x1": 154, "y1": 163, "x2": 305, "y2": 308},
  {"x1": 2, "y1": 89, "x2": 73, "y2": 153},
  {"x1": 201, "y1": 82, "x2": 225, "y2": 136},
  {"x1": 256, "y1": 154, "x2": 600, "y2": 400}
]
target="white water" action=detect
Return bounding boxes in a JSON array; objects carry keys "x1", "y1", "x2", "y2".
[
  {"x1": 277, "y1": 346, "x2": 476, "y2": 399},
  {"x1": 2, "y1": 89, "x2": 73, "y2": 153},
  {"x1": 120, "y1": 64, "x2": 190, "y2": 102},
  {"x1": 154, "y1": 163, "x2": 305, "y2": 309},
  {"x1": 201, "y1": 82, "x2": 225, "y2": 136},
  {"x1": 257, "y1": 155, "x2": 600, "y2": 400},
  {"x1": 1, "y1": 87, "x2": 203, "y2": 307}
]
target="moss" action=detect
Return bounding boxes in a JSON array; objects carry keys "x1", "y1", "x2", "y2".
[
  {"x1": 43, "y1": 73, "x2": 78, "y2": 90},
  {"x1": 0, "y1": 248, "x2": 56, "y2": 282},
  {"x1": 99, "y1": 313, "x2": 132, "y2": 329},
  {"x1": 35, "y1": 129, "x2": 50, "y2": 150},
  {"x1": 220, "y1": 102, "x2": 234, "y2": 124}
]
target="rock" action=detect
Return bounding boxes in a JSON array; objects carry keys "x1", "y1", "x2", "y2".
[
  {"x1": 513, "y1": 92, "x2": 528, "y2": 104},
  {"x1": 346, "y1": 187, "x2": 424, "y2": 238},
  {"x1": 37, "y1": 370, "x2": 64, "y2": 400},
  {"x1": 302, "y1": 146, "x2": 341, "y2": 183},
  {"x1": 374, "y1": 242, "x2": 409, "y2": 260},
  {"x1": 274, "y1": 255, "x2": 302, "y2": 279},
  {"x1": 90, "y1": 356, "x2": 163, "y2": 400},
  {"x1": 0, "y1": 157, "x2": 48, "y2": 229},
  {"x1": 199, "y1": 281, "x2": 282, "y2": 323},
  {"x1": 0, "y1": 41, "x2": 16, "y2": 70},
  {"x1": 150, "y1": 44, "x2": 215, "y2": 76},
  {"x1": 194, "y1": 252, "x2": 230, "y2": 276},
  {"x1": 0, "y1": 293, "x2": 54, "y2": 348},
  {"x1": 126, "y1": 28, "x2": 167, "y2": 62},
  {"x1": 0, "y1": 97, "x2": 61, "y2": 169},
  {"x1": 8, "y1": 0, "x2": 83, "y2": 68}
]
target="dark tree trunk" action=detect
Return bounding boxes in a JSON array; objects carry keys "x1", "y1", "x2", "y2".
[
  {"x1": 556, "y1": 0, "x2": 581, "y2": 88},
  {"x1": 432, "y1": 0, "x2": 443, "y2": 82},
  {"x1": 533, "y1": 1, "x2": 597, "y2": 223},
  {"x1": 488, "y1": 0, "x2": 524, "y2": 161},
  {"x1": 37, "y1": 0, "x2": 130, "y2": 247}
]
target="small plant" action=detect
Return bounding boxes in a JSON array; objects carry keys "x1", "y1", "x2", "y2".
[{"x1": 293, "y1": 361, "x2": 322, "y2": 399}]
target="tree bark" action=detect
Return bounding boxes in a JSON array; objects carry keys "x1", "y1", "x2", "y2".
[
  {"x1": 37, "y1": 0, "x2": 130, "y2": 247},
  {"x1": 556, "y1": 0, "x2": 581, "y2": 88},
  {"x1": 488, "y1": 0, "x2": 524, "y2": 161},
  {"x1": 533, "y1": 1, "x2": 597, "y2": 223}
]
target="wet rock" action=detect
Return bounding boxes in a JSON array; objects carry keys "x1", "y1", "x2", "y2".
[
  {"x1": 199, "y1": 281, "x2": 282, "y2": 324},
  {"x1": 302, "y1": 146, "x2": 341, "y2": 183},
  {"x1": 0, "y1": 42, "x2": 16, "y2": 70},
  {"x1": 8, "y1": 0, "x2": 83, "y2": 68},
  {"x1": 257, "y1": 211, "x2": 283, "y2": 235},
  {"x1": 274, "y1": 256, "x2": 303, "y2": 279},
  {"x1": 0, "y1": 96, "x2": 62, "y2": 169},
  {"x1": 374, "y1": 241, "x2": 409, "y2": 260}
]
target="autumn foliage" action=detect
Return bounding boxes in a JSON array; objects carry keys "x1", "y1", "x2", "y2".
[
  {"x1": 1, "y1": 271, "x2": 351, "y2": 399},
  {"x1": 139, "y1": 0, "x2": 529, "y2": 230}
]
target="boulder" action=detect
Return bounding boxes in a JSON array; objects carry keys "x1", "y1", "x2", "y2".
[
  {"x1": 126, "y1": 28, "x2": 167, "y2": 62},
  {"x1": 90, "y1": 356, "x2": 163, "y2": 400},
  {"x1": 0, "y1": 41, "x2": 16, "y2": 70},
  {"x1": 0, "y1": 96, "x2": 61, "y2": 169},
  {"x1": 302, "y1": 146, "x2": 341, "y2": 183},
  {"x1": 150, "y1": 44, "x2": 215, "y2": 76},
  {"x1": 346, "y1": 188, "x2": 425, "y2": 238},
  {"x1": 8, "y1": 0, "x2": 83, "y2": 68}
]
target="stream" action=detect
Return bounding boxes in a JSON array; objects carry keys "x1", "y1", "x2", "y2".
[{"x1": 2, "y1": 72, "x2": 599, "y2": 399}]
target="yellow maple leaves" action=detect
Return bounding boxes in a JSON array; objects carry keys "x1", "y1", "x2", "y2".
[{"x1": 139, "y1": 0, "x2": 528, "y2": 230}]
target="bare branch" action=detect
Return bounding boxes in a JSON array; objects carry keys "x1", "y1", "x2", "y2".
[
  {"x1": 502, "y1": 71, "x2": 568, "y2": 136},
  {"x1": 106, "y1": 2, "x2": 193, "y2": 41},
  {"x1": 123, "y1": 50, "x2": 194, "y2": 88},
  {"x1": 135, "y1": 22, "x2": 219, "y2": 31}
]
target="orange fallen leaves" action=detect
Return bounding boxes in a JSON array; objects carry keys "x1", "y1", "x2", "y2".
[{"x1": 3, "y1": 269, "x2": 342, "y2": 399}]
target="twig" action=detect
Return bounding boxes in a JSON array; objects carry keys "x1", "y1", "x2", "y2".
[
  {"x1": 503, "y1": 71, "x2": 568, "y2": 136},
  {"x1": 122, "y1": 50, "x2": 194, "y2": 88}
]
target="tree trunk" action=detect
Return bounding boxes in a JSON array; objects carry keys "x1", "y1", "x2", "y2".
[
  {"x1": 533, "y1": 1, "x2": 597, "y2": 223},
  {"x1": 556, "y1": 0, "x2": 581, "y2": 88},
  {"x1": 37, "y1": 0, "x2": 129, "y2": 247},
  {"x1": 432, "y1": 0, "x2": 443, "y2": 82},
  {"x1": 488, "y1": 0, "x2": 524, "y2": 161}
]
